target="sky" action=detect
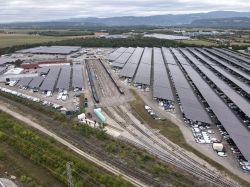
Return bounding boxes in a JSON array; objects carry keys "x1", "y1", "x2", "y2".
[{"x1": 0, "y1": 0, "x2": 249, "y2": 23}]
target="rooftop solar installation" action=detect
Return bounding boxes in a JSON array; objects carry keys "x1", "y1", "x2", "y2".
[
  {"x1": 189, "y1": 48, "x2": 250, "y2": 95},
  {"x1": 134, "y1": 47, "x2": 152, "y2": 85},
  {"x1": 119, "y1": 47, "x2": 144, "y2": 78},
  {"x1": 152, "y1": 47, "x2": 174, "y2": 100},
  {"x1": 161, "y1": 48, "x2": 177, "y2": 65},
  {"x1": 56, "y1": 66, "x2": 71, "y2": 90},
  {"x1": 18, "y1": 46, "x2": 81, "y2": 55},
  {"x1": 40, "y1": 66, "x2": 61, "y2": 91},
  {"x1": 215, "y1": 48, "x2": 250, "y2": 67},
  {"x1": 181, "y1": 48, "x2": 250, "y2": 118},
  {"x1": 108, "y1": 47, "x2": 127, "y2": 61},
  {"x1": 29, "y1": 76, "x2": 44, "y2": 89},
  {"x1": 197, "y1": 48, "x2": 250, "y2": 81},
  {"x1": 207, "y1": 49, "x2": 250, "y2": 72},
  {"x1": 72, "y1": 65, "x2": 84, "y2": 89},
  {"x1": 175, "y1": 49, "x2": 250, "y2": 161},
  {"x1": 17, "y1": 77, "x2": 33, "y2": 87},
  {"x1": 167, "y1": 49, "x2": 211, "y2": 124}
]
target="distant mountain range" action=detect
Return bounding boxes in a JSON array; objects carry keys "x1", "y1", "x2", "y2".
[
  {"x1": 190, "y1": 17, "x2": 250, "y2": 29},
  {"x1": 1, "y1": 11, "x2": 250, "y2": 28}
]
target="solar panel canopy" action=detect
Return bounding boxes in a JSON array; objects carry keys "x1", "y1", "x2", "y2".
[
  {"x1": 72, "y1": 65, "x2": 84, "y2": 89},
  {"x1": 18, "y1": 46, "x2": 81, "y2": 55},
  {"x1": 134, "y1": 47, "x2": 152, "y2": 85},
  {"x1": 40, "y1": 67, "x2": 61, "y2": 91},
  {"x1": 119, "y1": 47, "x2": 144, "y2": 78},
  {"x1": 56, "y1": 66, "x2": 71, "y2": 90},
  {"x1": 169, "y1": 49, "x2": 212, "y2": 124},
  {"x1": 190, "y1": 48, "x2": 250, "y2": 95},
  {"x1": 17, "y1": 77, "x2": 33, "y2": 87},
  {"x1": 181, "y1": 48, "x2": 250, "y2": 118},
  {"x1": 108, "y1": 47, "x2": 127, "y2": 61},
  {"x1": 177, "y1": 49, "x2": 250, "y2": 161},
  {"x1": 153, "y1": 47, "x2": 174, "y2": 101},
  {"x1": 29, "y1": 76, "x2": 44, "y2": 89}
]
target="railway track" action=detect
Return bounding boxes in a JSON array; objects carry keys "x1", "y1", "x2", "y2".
[
  {"x1": 0, "y1": 100, "x2": 164, "y2": 187},
  {"x1": 106, "y1": 106, "x2": 240, "y2": 187}
]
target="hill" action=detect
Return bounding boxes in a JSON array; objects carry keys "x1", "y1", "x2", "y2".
[{"x1": 1, "y1": 11, "x2": 250, "y2": 28}]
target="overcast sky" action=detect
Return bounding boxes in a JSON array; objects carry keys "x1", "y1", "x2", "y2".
[{"x1": 0, "y1": 0, "x2": 249, "y2": 23}]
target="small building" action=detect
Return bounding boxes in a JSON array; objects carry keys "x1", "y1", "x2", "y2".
[{"x1": 212, "y1": 143, "x2": 224, "y2": 152}]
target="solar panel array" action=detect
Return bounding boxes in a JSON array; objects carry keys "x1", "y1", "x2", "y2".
[
  {"x1": 17, "y1": 77, "x2": 33, "y2": 87},
  {"x1": 29, "y1": 76, "x2": 44, "y2": 89},
  {"x1": 214, "y1": 48, "x2": 250, "y2": 70},
  {"x1": 120, "y1": 47, "x2": 144, "y2": 78},
  {"x1": 153, "y1": 48, "x2": 174, "y2": 100},
  {"x1": 18, "y1": 46, "x2": 81, "y2": 55},
  {"x1": 169, "y1": 48, "x2": 212, "y2": 124},
  {"x1": 38, "y1": 66, "x2": 50, "y2": 75},
  {"x1": 56, "y1": 66, "x2": 71, "y2": 90},
  {"x1": 134, "y1": 47, "x2": 152, "y2": 85},
  {"x1": 206, "y1": 49, "x2": 250, "y2": 73},
  {"x1": 112, "y1": 47, "x2": 135, "y2": 68},
  {"x1": 197, "y1": 49, "x2": 250, "y2": 81},
  {"x1": 108, "y1": 47, "x2": 127, "y2": 62},
  {"x1": 181, "y1": 48, "x2": 250, "y2": 119},
  {"x1": 175, "y1": 48, "x2": 250, "y2": 161},
  {"x1": 72, "y1": 65, "x2": 84, "y2": 89},
  {"x1": 40, "y1": 66, "x2": 61, "y2": 91},
  {"x1": 189, "y1": 48, "x2": 250, "y2": 95}
]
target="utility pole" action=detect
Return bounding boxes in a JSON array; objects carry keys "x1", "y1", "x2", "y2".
[{"x1": 66, "y1": 162, "x2": 73, "y2": 187}]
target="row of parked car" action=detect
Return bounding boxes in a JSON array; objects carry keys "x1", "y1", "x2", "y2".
[
  {"x1": 191, "y1": 125, "x2": 217, "y2": 144},
  {"x1": 144, "y1": 105, "x2": 161, "y2": 120},
  {"x1": 0, "y1": 86, "x2": 66, "y2": 112}
]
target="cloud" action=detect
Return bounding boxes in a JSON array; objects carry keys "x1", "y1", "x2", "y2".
[{"x1": 0, "y1": 0, "x2": 249, "y2": 22}]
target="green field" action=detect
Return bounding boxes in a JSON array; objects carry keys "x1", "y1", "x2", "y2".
[
  {"x1": 0, "y1": 34, "x2": 68, "y2": 48},
  {"x1": 180, "y1": 39, "x2": 218, "y2": 46}
]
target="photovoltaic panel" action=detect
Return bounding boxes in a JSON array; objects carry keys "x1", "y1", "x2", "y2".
[
  {"x1": 29, "y1": 76, "x2": 44, "y2": 89},
  {"x1": 134, "y1": 47, "x2": 152, "y2": 85},
  {"x1": 17, "y1": 77, "x2": 33, "y2": 87},
  {"x1": 206, "y1": 49, "x2": 250, "y2": 81},
  {"x1": 162, "y1": 48, "x2": 177, "y2": 65},
  {"x1": 120, "y1": 47, "x2": 144, "y2": 78},
  {"x1": 108, "y1": 47, "x2": 127, "y2": 61},
  {"x1": 175, "y1": 49, "x2": 250, "y2": 162},
  {"x1": 214, "y1": 48, "x2": 250, "y2": 69},
  {"x1": 152, "y1": 47, "x2": 174, "y2": 100},
  {"x1": 181, "y1": 48, "x2": 250, "y2": 119},
  {"x1": 170, "y1": 48, "x2": 212, "y2": 124},
  {"x1": 72, "y1": 65, "x2": 84, "y2": 89},
  {"x1": 56, "y1": 66, "x2": 71, "y2": 90},
  {"x1": 189, "y1": 48, "x2": 250, "y2": 95},
  {"x1": 197, "y1": 48, "x2": 250, "y2": 81},
  {"x1": 40, "y1": 66, "x2": 61, "y2": 91}
]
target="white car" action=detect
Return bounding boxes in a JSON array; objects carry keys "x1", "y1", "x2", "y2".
[
  {"x1": 217, "y1": 152, "x2": 227, "y2": 157},
  {"x1": 242, "y1": 165, "x2": 250, "y2": 171},
  {"x1": 240, "y1": 161, "x2": 250, "y2": 166}
]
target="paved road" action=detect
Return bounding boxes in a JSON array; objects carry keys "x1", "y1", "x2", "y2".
[{"x1": 0, "y1": 103, "x2": 148, "y2": 187}]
